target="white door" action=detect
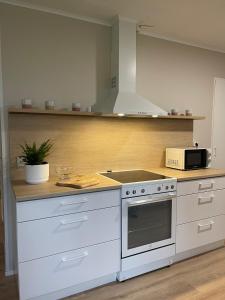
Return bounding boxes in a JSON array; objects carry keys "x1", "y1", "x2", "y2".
[{"x1": 211, "y1": 78, "x2": 225, "y2": 168}]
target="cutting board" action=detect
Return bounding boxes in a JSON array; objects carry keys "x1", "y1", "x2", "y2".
[{"x1": 56, "y1": 175, "x2": 100, "y2": 189}]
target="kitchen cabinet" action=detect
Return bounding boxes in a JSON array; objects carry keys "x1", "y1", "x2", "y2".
[
  {"x1": 17, "y1": 189, "x2": 120, "y2": 222},
  {"x1": 16, "y1": 189, "x2": 121, "y2": 300},
  {"x1": 176, "y1": 176, "x2": 225, "y2": 256},
  {"x1": 19, "y1": 240, "x2": 120, "y2": 300},
  {"x1": 177, "y1": 189, "x2": 225, "y2": 224},
  {"x1": 176, "y1": 215, "x2": 225, "y2": 253},
  {"x1": 177, "y1": 176, "x2": 225, "y2": 196}
]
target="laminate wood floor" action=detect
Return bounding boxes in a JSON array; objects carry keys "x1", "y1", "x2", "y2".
[{"x1": 68, "y1": 247, "x2": 225, "y2": 300}]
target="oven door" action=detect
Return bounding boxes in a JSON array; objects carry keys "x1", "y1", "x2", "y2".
[{"x1": 122, "y1": 192, "x2": 176, "y2": 258}]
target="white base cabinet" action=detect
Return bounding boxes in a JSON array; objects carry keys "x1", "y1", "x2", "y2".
[
  {"x1": 18, "y1": 206, "x2": 120, "y2": 262},
  {"x1": 16, "y1": 189, "x2": 121, "y2": 300},
  {"x1": 176, "y1": 215, "x2": 225, "y2": 253},
  {"x1": 177, "y1": 189, "x2": 225, "y2": 225},
  {"x1": 176, "y1": 176, "x2": 225, "y2": 257},
  {"x1": 19, "y1": 240, "x2": 120, "y2": 300},
  {"x1": 16, "y1": 176, "x2": 225, "y2": 300}
]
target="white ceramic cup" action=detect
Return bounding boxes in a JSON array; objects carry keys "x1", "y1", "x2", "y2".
[{"x1": 86, "y1": 106, "x2": 92, "y2": 112}]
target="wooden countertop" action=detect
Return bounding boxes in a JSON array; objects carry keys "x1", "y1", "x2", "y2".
[
  {"x1": 12, "y1": 174, "x2": 121, "y2": 202},
  {"x1": 150, "y1": 168, "x2": 225, "y2": 181},
  {"x1": 12, "y1": 168, "x2": 225, "y2": 202}
]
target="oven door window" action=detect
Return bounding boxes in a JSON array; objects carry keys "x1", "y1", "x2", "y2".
[{"x1": 128, "y1": 200, "x2": 172, "y2": 249}]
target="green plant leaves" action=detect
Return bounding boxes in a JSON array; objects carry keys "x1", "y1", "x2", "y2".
[{"x1": 20, "y1": 139, "x2": 53, "y2": 165}]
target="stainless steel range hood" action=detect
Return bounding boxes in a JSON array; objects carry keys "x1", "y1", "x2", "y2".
[{"x1": 109, "y1": 16, "x2": 167, "y2": 116}]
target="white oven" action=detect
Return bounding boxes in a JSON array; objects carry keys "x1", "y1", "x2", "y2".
[{"x1": 122, "y1": 192, "x2": 176, "y2": 258}]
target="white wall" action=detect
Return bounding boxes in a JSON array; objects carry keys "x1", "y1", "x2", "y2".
[
  {"x1": 0, "y1": 3, "x2": 111, "y2": 111},
  {"x1": 1, "y1": 3, "x2": 225, "y2": 147},
  {"x1": 1, "y1": 3, "x2": 225, "y2": 148},
  {"x1": 137, "y1": 35, "x2": 225, "y2": 147}
]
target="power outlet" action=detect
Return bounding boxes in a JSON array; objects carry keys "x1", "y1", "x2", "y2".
[{"x1": 16, "y1": 156, "x2": 25, "y2": 168}]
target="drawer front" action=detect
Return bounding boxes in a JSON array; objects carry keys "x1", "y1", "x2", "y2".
[
  {"x1": 18, "y1": 206, "x2": 120, "y2": 262},
  {"x1": 176, "y1": 215, "x2": 225, "y2": 253},
  {"x1": 177, "y1": 176, "x2": 225, "y2": 196},
  {"x1": 19, "y1": 240, "x2": 120, "y2": 300},
  {"x1": 17, "y1": 189, "x2": 120, "y2": 222},
  {"x1": 177, "y1": 189, "x2": 225, "y2": 224}
]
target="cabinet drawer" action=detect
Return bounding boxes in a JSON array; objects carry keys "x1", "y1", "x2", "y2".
[
  {"x1": 177, "y1": 189, "x2": 225, "y2": 224},
  {"x1": 17, "y1": 189, "x2": 120, "y2": 222},
  {"x1": 18, "y1": 240, "x2": 120, "y2": 300},
  {"x1": 18, "y1": 206, "x2": 120, "y2": 262},
  {"x1": 176, "y1": 215, "x2": 225, "y2": 253},
  {"x1": 177, "y1": 176, "x2": 225, "y2": 196}
]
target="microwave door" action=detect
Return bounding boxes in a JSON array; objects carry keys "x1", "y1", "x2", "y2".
[{"x1": 185, "y1": 149, "x2": 207, "y2": 170}]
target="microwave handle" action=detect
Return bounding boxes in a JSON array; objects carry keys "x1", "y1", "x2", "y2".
[{"x1": 127, "y1": 193, "x2": 176, "y2": 207}]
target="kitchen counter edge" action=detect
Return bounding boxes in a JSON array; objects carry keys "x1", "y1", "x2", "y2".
[{"x1": 12, "y1": 168, "x2": 225, "y2": 202}]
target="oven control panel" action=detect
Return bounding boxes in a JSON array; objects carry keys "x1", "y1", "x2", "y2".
[{"x1": 122, "y1": 180, "x2": 177, "y2": 198}]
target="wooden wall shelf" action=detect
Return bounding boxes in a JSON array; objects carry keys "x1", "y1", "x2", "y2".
[{"x1": 8, "y1": 108, "x2": 205, "y2": 120}]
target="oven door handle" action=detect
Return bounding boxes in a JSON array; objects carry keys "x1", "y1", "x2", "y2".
[{"x1": 127, "y1": 193, "x2": 176, "y2": 207}]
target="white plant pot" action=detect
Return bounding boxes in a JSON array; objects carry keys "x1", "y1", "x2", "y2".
[{"x1": 25, "y1": 163, "x2": 49, "y2": 184}]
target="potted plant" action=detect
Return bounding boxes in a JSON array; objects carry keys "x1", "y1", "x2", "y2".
[{"x1": 20, "y1": 139, "x2": 53, "y2": 184}]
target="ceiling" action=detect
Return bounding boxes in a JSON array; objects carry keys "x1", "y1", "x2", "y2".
[{"x1": 2, "y1": 0, "x2": 225, "y2": 52}]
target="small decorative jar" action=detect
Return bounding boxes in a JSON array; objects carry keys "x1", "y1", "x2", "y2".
[
  {"x1": 72, "y1": 102, "x2": 81, "y2": 111},
  {"x1": 45, "y1": 100, "x2": 55, "y2": 110},
  {"x1": 22, "y1": 98, "x2": 32, "y2": 109},
  {"x1": 185, "y1": 109, "x2": 192, "y2": 116}
]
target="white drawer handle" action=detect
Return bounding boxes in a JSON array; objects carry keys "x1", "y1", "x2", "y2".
[
  {"x1": 198, "y1": 195, "x2": 214, "y2": 205},
  {"x1": 198, "y1": 221, "x2": 214, "y2": 233},
  {"x1": 60, "y1": 199, "x2": 88, "y2": 206},
  {"x1": 198, "y1": 181, "x2": 215, "y2": 190},
  {"x1": 60, "y1": 216, "x2": 88, "y2": 225},
  {"x1": 61, "y1": 251, "x2": 88, "y2": 263}
]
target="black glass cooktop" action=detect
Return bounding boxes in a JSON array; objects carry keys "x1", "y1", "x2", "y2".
[{"x1": 101, "y1": 170, "x2": 168, "y2": 184}]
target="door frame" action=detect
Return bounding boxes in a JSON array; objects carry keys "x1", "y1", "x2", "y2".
[
  {"x1": 211, "y1": 77, "x2": 225, "y2": 167},
  {"x1": 0, "y1": 28, "x2": 15, "y2": 276},
  {"x1": 211, "y1": 78, "x2": 217, "y2": 165}
]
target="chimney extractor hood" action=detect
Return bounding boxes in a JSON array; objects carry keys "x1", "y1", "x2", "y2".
[{"x1": 108, "y1": 16, "x2": 167, "y2": 116}]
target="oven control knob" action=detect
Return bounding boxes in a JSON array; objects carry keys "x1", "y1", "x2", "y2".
[
  {"x1": 141, "y1": 188, "x2": 145, "y2": 193},
  {"x1": 126, "y1": 191, "x2": 130, "y2": 195},
  {"x1": 165, "y1": 186, "x2": 169, "y2": 190},
  {"x1": 157, "y1": 186, "x2": 161, "y2": 191},
  {"x1": 171, "y1": 185, "x2": 175, "y2": 189},
  {"x1": 132, "y1": 190, "x2": 137, "y2": 194}
]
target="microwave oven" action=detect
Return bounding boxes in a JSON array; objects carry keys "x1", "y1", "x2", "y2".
[{"x1": 166, "y1": 148, "x2": 212, "y2": 170}]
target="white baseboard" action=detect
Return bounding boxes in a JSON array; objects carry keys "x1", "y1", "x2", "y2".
[
  {"x1": 29, "y1": 273, "x2": 117, "y2": 300},
  {"x1": 117, "y1": 257, "x2": 173, "y2": 282},
  {"x1": 118, "y1": 245, "x2": 175, "y2": 281},
  {"x1": 175, "y1": 240, "x2": 225, "y2": 262}
]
